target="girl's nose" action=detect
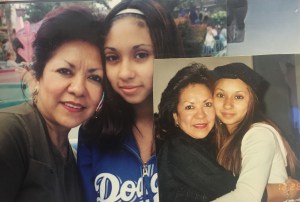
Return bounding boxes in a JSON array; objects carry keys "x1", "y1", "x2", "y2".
[
  {"x1": 118, "y1": 59, "x2": 135, "y2": 80},
  {"x1": 223, "y1": 97, "x2": 233, "y2": 109}
]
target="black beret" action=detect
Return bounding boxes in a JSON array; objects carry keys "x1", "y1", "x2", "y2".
[{"x1": 213, "y1": 63, "x2": 269, "y2": 101}]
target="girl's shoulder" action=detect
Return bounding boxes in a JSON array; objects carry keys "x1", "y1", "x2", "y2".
[
  {"x1": 242, "y1": 122, "x2": 279, "y2": 147},
  {"x1": 243, "y1": 122, "x2": 287, "y2": 158},
  {"x1": 250, "y1": 122, "x2": 287, "y2": 161},
  {"x1": 248, "y1": 122, "x2": 279, "y2": 137}
]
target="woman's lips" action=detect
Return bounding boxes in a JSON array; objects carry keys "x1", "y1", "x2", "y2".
[
  {"x1": 62, "y1": 101, "x2": 85, "y2": 112},
  {"x1": 193, "y1": 123, "x2": 208, "y2": 129}
]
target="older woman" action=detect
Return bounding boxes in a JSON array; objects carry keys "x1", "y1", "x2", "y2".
[{"x1": 0, "y1": 6, "x2": 104, "y2": 202}]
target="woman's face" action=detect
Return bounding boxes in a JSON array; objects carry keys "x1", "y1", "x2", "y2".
[
  {"x1": 173, "y1": 84, "x2": 215, "y2": 139},
  {"x1": 213, "y1": 78, "x2": 251, "y2": 133},
  {"x1": 36, "y1": 41, "x2": 103, "y2": 130},
  {"x1": 104, "y1": 16, "x2": 154, "y2": 106}
]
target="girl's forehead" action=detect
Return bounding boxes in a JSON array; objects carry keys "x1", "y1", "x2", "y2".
[{"x1": 110, "y1": 14, "x2": 147, "y2": 28}]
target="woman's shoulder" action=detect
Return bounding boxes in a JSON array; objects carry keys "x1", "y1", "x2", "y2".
[
  {"x1": 0, "y1": 104, "x2": 35, "y2": 153},
  {"x1": 0, "y1": 103, "x2": 35, "y2": 126},
  {"x1": 0, "y1": 102, "x2": 35, "y2": 117}
]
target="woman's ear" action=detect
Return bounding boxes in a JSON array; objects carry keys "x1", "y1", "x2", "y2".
[{"x1": 173, "y1": 112, "x2": 178, "y2": 126}]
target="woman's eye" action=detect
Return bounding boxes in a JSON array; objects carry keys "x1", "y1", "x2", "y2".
[
  {"x1": 204, "y1": 102, "x2": 213, "y2": 107},
  {"x1": 88, "y1": 75, "x2": 102, "y2": 84},
  {"x1": 185, "y1": 105, "x2": 193, "y2": 110},
  {"x1": 57, "y1": 68, "x2": 72, "y2": 76}
]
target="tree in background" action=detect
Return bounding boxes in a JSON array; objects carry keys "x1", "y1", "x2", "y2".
[{"x1": 24, "y1": 0, "x2": 110, "y2": 23}]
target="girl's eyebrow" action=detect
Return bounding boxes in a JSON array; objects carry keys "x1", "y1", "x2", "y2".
[
  {"x1": 104, "y1": 44, "x2": 153, "y2": 51},
  {"x1": 215, "y1": 87, "x2": 246, "y2": 94},
  {"x1": 215, "y1": 87, "x2": 224, "y2": 91},
  {"x1": 183, "y1": 101, "x2": 194, "y2": 104},
  {"x1": 132, "y1": 44, "x2": 153, "y2": 49},
  {"x1": 104, "y1": 47, "x2": 117, "y2": 51}
]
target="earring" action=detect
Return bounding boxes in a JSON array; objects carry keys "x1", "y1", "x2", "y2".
[
  {"x1": 32, "y1": 87, "x2": 39, "y2": 105},
  {"x1": 95, "y1": 92, "x2": 105, "y2": 118}
]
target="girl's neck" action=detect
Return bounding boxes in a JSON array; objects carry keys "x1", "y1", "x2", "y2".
[
  {"x1": 133, "y1": 96, "x2": 153, "y2": 119},
  {"x1": 132, "y1": 98, "x2": 154, "y2": 163},
  {"x1": 226, "y1": 124, "x2": 237, "y2": 135}
]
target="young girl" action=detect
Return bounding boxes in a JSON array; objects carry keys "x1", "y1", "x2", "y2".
[
  {"x1": 77, "y1": 0, "x2": 183, "y2": 201},
  {"x1": 212, "y1": 62, "x2": 299, "y2": 201}
]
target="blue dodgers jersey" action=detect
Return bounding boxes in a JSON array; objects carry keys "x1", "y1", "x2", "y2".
[{"x1": 77, "y1": 131, "x2": 158, "y2": 202}]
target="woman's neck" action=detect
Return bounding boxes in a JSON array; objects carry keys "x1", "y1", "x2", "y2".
[{"x1": 45, "y1": 121, "x2": 70, "y2": 158}]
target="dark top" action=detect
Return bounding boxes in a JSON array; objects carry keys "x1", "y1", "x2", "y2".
[
  {"x1": 0, "y1": 103, "x2": 84, "y2": 202},
  {"x1": 157, "y1": 129, "x2": 237, "y2": 202}
]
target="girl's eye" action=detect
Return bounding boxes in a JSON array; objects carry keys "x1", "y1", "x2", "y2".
[
  {"x1": 105, "y1": 54, "x2": 119, "y2": 63},
  {"x1": 204, "y1": 102, "x2": 213, "y2": 107},
  {"x1": 88, "y1": 75, "x2": 102, "y2": 84},
  {"x1": 215, "y1": 92, "x2": 224, "y2": 98},
  {"x1": 57, "y1": 68, "x2": 72, "y2": 76},
  {"x1": 185, "y1": 105, "x2": 194, "y2": 110},
  {"x1": 135, "y1": 52, "x2": 149, "y2": 59}
]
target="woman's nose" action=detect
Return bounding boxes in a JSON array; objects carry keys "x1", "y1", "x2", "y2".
[
  {"x1": 68, "y1": 75, "x2": 86, "y2": 97},
  {"x1": 195, "y1": 107, "x2": 206, "y2": 118}
]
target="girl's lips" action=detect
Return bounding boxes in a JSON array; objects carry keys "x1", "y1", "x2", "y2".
[
  {"x1": 221, "y1": 111, "x2": 235, "y2": 118},
  {"x1": 119, "y1": 86, "x2": 140, "y2": 95}
]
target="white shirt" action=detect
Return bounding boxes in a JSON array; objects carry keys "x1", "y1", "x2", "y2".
[{"x1": 213, "y1": 123, "x2": 288, "y2": 202}]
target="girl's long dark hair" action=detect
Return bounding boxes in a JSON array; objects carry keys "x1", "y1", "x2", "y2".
[
  {"x1": 216, "y1": 86, "x2": 298, "y2": 176},
  {"x1": 82, "y1": 0, "x2": 184, "y2": 149}
]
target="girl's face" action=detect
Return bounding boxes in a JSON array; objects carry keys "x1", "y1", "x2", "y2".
[
  {"x1": 173, "y1": 84, "x2": 215, "y2": 139},
  {"x1": 36, "y1": 41, "x2": 103, "y2": 130},
  {"x1": 213, "y1": 78, "x2": 251, "y2": 133},
  {"x1": 104, "y1": 16, "x2": 154, "y2": 106}
]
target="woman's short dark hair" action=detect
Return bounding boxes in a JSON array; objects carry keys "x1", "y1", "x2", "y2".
[
  {"x1": 157, "y1": 63, "x2": 214, "y2": 139},
  {"x1": 32, "y1": 5, "x2": 104, "y2": 80}
]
